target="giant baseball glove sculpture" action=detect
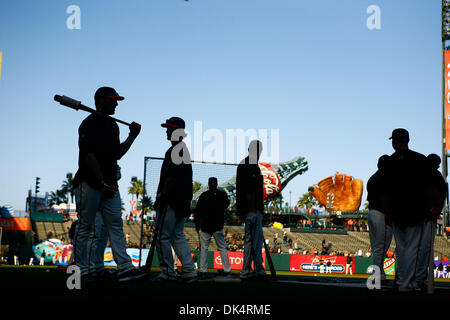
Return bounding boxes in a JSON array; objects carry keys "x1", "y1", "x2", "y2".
[{"x1": 308, "y1": 172, "x2": 363, "y2": 212}]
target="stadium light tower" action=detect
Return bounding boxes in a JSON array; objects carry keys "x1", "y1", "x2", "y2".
[
  {"x1": 442, "y1": 0, "x2": 450, "y2": 227},
  {"x1": 34, "y1": 177, "x2": 40, "y2": 212}
]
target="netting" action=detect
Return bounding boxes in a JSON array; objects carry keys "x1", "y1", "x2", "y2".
[{"x1": 143, "y1": 157, "x2": 239, "y2": 209}]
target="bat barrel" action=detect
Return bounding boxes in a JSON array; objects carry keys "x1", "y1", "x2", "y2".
[{"x1": 54, "y1": 94, "x2": 131, "y2": 126}]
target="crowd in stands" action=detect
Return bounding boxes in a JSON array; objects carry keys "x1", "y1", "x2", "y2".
[
  {"x1": 131, "y1": 220, "x2": 156, "y2": 248},
  {"x1": 291, "y1": 218, "x2": 369, "y2": 232},
  {"x1": 266, "y1": 233, "x2": 373, "y2": 257},
  {"x1": 224, "y1": 230, "x2": 245, "y2": 252}
]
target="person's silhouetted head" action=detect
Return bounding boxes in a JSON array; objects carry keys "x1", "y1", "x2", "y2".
[
  {"x1": 248, "y1": 140, "x2": 263, "y2": 164},
  {"x1": 208, "y1": 177, "x2": 218, "y2": 190},
  {"x1": 427, "y1": 153, "x2": 441, "y2": 170},
  {"x1": 94, "y1": 87, "x2": 124, "y2": 116},
  {"x1": 389, "y1": 128, "x2": 409, "y2": 151},
  {"x1": 161, "y1": 117, "x2": 186, "y2": 143},
  {"x1": 377, "y1": 154, "x2": 390, "y2": 169}
]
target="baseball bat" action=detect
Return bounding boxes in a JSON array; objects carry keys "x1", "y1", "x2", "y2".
[
  {"x1": 54, "y1": 94, "x2": 131, "y2": 126},
  {"x1": 142, "y1": 204, "x2": 168, "y2": 272},
  {"x1": 427, "y1": 220, "x2": 436, "y2": 294},
  {"x1": 263, "y1": 237, "x2": 277, "y2": 281}
]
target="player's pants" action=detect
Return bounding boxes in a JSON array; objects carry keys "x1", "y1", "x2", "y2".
[
  {"x1": 74, "y1": 182, "x2": 134, "y2": 276},
  {"x1": 89, "y1": 212, "x2": 110, "y2": 273},
  {"x1": 199, "y1": 229, "x2": 231, "y2": 273},
  {"x1": 368, "y1": 209, "x2": 393, "y2": 280},
  {"x1": 392, "y1": 221, "x2": 423, "y2": 292},
  {"x1": 416, "y1": 218, "x2": 436, "y2": 285},
  {"x1": 241, "y1": 211, "x2": 266, "y2": 277},
  {"x1": 345, "y1": 263, "x2": 352, "y2": 275},
  {"x1": 71, "y1": 212, "x2": 110, "y2": 272},
  {"x1": 155, "y1": 205, "x2": 197, "y2": 280}
]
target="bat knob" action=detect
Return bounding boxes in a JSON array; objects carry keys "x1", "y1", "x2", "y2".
[{"x1": 55, "y1": 95, "x2": 82, "y2": 110}]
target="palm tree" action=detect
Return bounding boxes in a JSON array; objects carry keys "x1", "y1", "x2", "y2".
[
  {"x1": 48, "y1": 189, "x2": 68, "y2": 206},
  {"x1": 139, "y1": 195, "x2": 153, "y2": 211},
  {"x1": 61, "y1": 173, "x2": 74, "y2": 203},
  {"x1": 128, "y1": 177, "x2": 144, "y2": 204},
  {"x1": 193, "y1": 181, "x2": 202, "y2": 194},
  {"x1": 47, "y1": 191, "x2": 58, "y2": 206},
  {"x1": 297, "y1": 192, "x2": 322, "y2": 210}
]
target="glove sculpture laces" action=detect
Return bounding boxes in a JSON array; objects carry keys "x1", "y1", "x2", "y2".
[{"x1": 309, "y1": 172, "x2": 363, "y2": 212}]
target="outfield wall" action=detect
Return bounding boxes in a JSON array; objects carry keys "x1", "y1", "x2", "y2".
[
  {"x1": 36, "y1": 246, "x2": 450, "y2": 278},
  {"x1": 102, "y1": 249, "x2": 355, "y2": 274}
]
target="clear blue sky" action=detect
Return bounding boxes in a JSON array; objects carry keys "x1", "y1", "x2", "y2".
[{"x1": 0, "y1": 0, "x2": 443, "y2": 212}]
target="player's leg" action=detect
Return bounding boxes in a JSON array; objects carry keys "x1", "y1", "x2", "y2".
[
  {"x1": 171, "y1": 207, "x2": 197, "y2": 280},
  {"x1": 252, "y1": 211, "x2": 266, "y2": 276},
  {"x1": 100, "y1": 190, "x2": 134, "y2": 276},
  {"x1": 154, "y1": 205, "x2": 176, "y2": 280},
  {"x1": 368, "y1": 209, "x2": 387, "y2": 280},
  {"x1": 74, "y1": 182, "x2": 102, "y2": 276},
  {"x1": 241, "y1": 212, "x2": 256, "y2": 278},
  {"x1": 89, "y1": 212, "x2": 110, "y2": 274},
  {"x1": 392, "y1": 222, "x2": 422, "y2": 292},
  {"x1": 213, "y1": 229, "x2": 231, "y2": 274},
  {"x1": 155, "y1": 205, "x2": 178, "y2": 280},
  {"x1": 199, "y1": 230, "x2": 212, "y2": 274},
  {"x1": 416, "y1": 218, "x2": 434, "y2": 289}
]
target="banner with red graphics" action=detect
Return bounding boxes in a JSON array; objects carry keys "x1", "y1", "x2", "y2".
[
  {"x1": 0, "y1": 217, "x2": 31, "y2": 231},
  {"x1": 213, "y1": 251, "x2": 266, "y2": 270},
  {"x1": 445, "y1": 50, "x2": 450, "y2": 151},
  {"x1": 258, "y1": 162, "x2": 281, "y2": 200},
  {"x1": 289, "y1": 255, "x2": 353, "y2": 274}
]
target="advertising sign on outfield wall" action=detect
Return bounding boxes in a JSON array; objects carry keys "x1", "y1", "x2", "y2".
[
  {"x1": 289, "y1": 255, "x2": 353, "y2": 274},
  {"x1": 213, "y1": 251, "x2": 266, "y2": 270}
]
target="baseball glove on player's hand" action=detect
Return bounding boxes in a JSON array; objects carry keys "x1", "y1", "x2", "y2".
[{"x1": 309, "y1": 172, "x2": 363, "y2": 212}]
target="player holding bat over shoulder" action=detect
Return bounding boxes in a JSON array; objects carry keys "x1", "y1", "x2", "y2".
[{"x1": 72, "y1": 86, "x2": 145, "y2": 283}]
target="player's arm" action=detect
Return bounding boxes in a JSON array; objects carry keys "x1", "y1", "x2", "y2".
[
  {"x1": 194, "y1": 193, "x2": 205, "y2": 231},
  {"x1": 78, "y1": 122, "x2": 104, "y2": 187},
  {"x1": 223, "y1": 191, "x2": 230, "y2": 210},
  {"x1": 118, "y1": 122, "x2": 141, "y2": 159},
  {"x1": 80, "y1": 151, "x2": 103, "y2": 184}
]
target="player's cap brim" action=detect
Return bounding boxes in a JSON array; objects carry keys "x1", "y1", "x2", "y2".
[
  {"x1": 107, "y1": 95, "x2": 124, "y2": 101},
  {"x1": 161, "y1": 123, "x2": 179, "y2": 128}
]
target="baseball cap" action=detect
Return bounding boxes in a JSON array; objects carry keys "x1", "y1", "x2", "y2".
[
  {"x1": 94, "y1": 87, "x2": 124, "y2": 102},
  {"x1": 161, "y1": 117, "x2": 186, "y2": 129},
  {"x1": 389, "y1": 128, "x2": 409, "y2": 142}
]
